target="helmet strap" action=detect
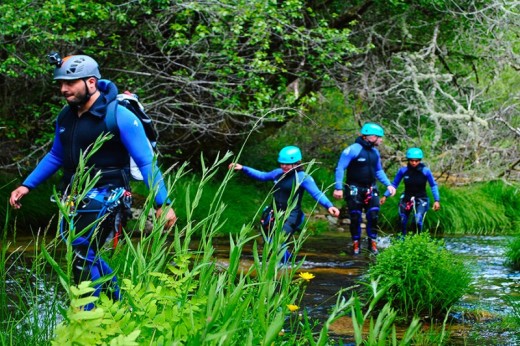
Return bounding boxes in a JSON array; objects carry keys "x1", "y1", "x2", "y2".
[{"x1": 74, "y1": 78, "x2": 98, "y2": 106}]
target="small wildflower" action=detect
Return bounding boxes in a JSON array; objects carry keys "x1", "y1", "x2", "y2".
[
  {"x1": 287, "y1": 304, "x2": 299, "y2": 312},
  {"x1": 299, "y1": 272, "x2": 315, "y2": 281},
  {"x1": 278, "y1": 329, "x2": 285, "y2": 336}
]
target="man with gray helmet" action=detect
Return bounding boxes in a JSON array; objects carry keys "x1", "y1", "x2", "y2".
[
  {"x1": 333, "y1": 122, "x2": 396, "y2": 255},
  {"x1": 9, "y1": 52, "x2": 176, "y2": 309}
]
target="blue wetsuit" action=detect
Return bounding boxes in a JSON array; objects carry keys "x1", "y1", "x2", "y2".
[
  {"x1": 20, "y1": 79, "x2": 171, "y2": 307},
  {"x1": 22, "y1": 80, "x2": 169, "y2": 205},
  {"x1": 384, "y1": 163, "x2": 440, "y2": 235},
  {"x1": 241, "y1": 166, "x2": 334, "y2": 236},
  {"x1": 334, "y1": 137, "x2": 392, "y2": 241}
]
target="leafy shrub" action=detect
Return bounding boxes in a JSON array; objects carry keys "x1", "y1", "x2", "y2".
[{"x1": 366, "y1": 233, "x2": 472, "y2": 318}]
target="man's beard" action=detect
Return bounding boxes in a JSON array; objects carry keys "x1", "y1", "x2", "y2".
[{"x1": 65, "y1": 92, "x2": 90, "y2": 107}]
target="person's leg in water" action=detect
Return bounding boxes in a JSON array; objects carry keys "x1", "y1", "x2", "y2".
[
  {"x1": 279, "y1": 210, "x2": 305, "y2": 264},
  {"x1": 363, "y1": 187, "x2": 380, "y2": 254},
  {"x1": 398, "y1": 196, "x2": 412, "y2": 237},
  {"x1": 70, "y1": 202, "x2": 122, "y2": 310},
  {"x1": 412, "y1": 198, "x2": 429, "y2": 234},
  {"x1": 346, "y1": 186, "x2": 364, "y2": 255}
]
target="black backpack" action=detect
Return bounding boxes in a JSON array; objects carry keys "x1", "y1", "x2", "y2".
[{"x1": 105, "y1": 91, "x2": 159, "y2": 181}]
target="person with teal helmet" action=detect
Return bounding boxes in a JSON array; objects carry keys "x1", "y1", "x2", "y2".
[
  {"x1": 333, "y1": 122, "x2": 396, "y2": 255},
  {"x1": 380, "y1": 147, "x2": 441, "y2": 236},
  {"x1": 229, "y1": 146, "x2": 340, "y2": 264}
]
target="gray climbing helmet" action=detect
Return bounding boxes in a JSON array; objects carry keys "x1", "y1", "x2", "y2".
[{"x1": 52, "y1": 54, "x2": 101, "y2": 80}]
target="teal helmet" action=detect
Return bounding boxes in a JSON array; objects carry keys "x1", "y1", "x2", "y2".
[
  {"x1": 406, "y1": 148, "x2": 423, "y2": 160},
  {"x1": 360, "y1": 122, "x2": 384, "y2": 137},
  {"x1": 278, "y1": 146, "x2": 302, "y2": 164},
  {"x1": 52, "y1": 55, "x2": 101, "y2": 80}
]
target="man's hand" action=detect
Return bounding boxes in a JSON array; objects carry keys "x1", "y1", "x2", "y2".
[
  {"x1": 156, "y1": 206, "x2": 177, "y2": 229},
  {"x1": 228, "y1": 162, "x2": 243, "y2": 171},
  {"x1": 10, "y1": 186, "x2": 30, "y2": 209},
  {"x1": 328, "y1": 206, "x2": 340, "y2": 217},
  {"x1": 386, "y1": 185, "x2": 396, "y2": 197}
]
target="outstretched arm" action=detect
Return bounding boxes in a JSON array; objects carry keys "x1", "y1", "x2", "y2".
[
  {"x1": 11, "y1": 120, "x2": 64, "y2": 208},
  {"x1": 300, "y1": 173, "x2": 340, "y2": 217},
  {"x1": 375, "y1": 153, "x2": 396, "y2": 197}
]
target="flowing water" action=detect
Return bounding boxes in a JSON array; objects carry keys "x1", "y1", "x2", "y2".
[
  {"x1": 4, "y1": 231, "x2": 520, "y2": 345},
  {"x1": 214, "y1": 231, "x2": 520, "y2": 345}
]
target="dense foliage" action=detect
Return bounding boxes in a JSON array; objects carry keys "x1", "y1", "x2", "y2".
[{"x1": 1, "y1": 0, "x2": 518, "y2": 181}]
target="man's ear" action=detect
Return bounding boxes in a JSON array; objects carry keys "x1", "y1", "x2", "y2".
[{"x1": 87, "y1": 77, "x2": 98, "y2": 91}]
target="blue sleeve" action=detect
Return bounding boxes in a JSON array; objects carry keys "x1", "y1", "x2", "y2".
[
  {"x1": 241, "y1": 167, "x2": 283, "y2": 181},
  {"x1": 22, "y1": 120, "x2": 64, "y2": 189},
  {"x1": 334, "y1": 144, "x2": 361, "y2": 190},
  {"x1": 299, "y1": 172, "x2": 333, "y2": 209},
  {"x1": 423, "y1": 167, "x2": 440, "y2": 201},
  {"x1": 117, "y1": 106, "x2": 170, "y2": 206},
  {"x1": 374, "y1": 150, "x2": 392, "y2": 187},
  {"x1": 384, "y1": 167, "x2": 406, "y2": 197}
]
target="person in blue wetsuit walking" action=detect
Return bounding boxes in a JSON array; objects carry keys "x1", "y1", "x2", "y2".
[
  {"x1": 380, "y1": 147, "x2": 441, "y2": 236},
  {"x1": 9, "y1": 53, "x2": 176, "y2": 309},
  {"x1": 229, "y1": 146, "x2": 340, "y2": 263},
  {"x1": 333, "y1": 123, "x2": 396, "y2": 255}
]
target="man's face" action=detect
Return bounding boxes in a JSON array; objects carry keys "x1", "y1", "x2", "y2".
[
  {"x1": 58, "y1": 77, "x2": 95, "y2": 106},
  {"x1": 365, "y1": 135, "x2": 383, "y2": 146},
  {"x1": 58, "y1": 79, "x2": 87, "y2": 106}
]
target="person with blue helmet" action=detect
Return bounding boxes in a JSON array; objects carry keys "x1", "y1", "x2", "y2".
[
  {"x1": 380, "y1": 147, "x2": 441, "y2": 236},
  {"x1": 9, "y1": 52, "x2": 176, "y2": 310},
  {"x1": 229, "y1": 146, "x2": 340, "y2": 263},
  {"x1": 333, "y1": 122, "x2": 396, "y2": 255}
]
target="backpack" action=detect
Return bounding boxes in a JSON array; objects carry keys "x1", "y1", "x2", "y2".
[{"x1": 105, "y1": 91, "x2": 159, "y2": 181}]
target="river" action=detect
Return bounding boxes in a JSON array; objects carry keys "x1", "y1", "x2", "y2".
[{"x1": 3, "y1": 231, "x2": 520, "y2": 345}]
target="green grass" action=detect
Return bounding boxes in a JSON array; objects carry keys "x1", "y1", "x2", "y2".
[
  {"x1": 1, "y1": 138, "x2": 425, "y2": 345},
  {"x1": 366, "y1": 233, "x2": 473, "y2": 319},
  {"x1": 505, "y1": 234, "x2": 520, "y2": 269}
]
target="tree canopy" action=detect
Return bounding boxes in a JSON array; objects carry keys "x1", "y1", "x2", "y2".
[{"x1": 1, "y1": 0, "x2": 518, "y2": 181}]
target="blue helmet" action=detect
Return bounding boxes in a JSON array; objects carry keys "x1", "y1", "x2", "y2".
[
  {"x1": 406, "y1": 148, "x2": 423, "y2": 160},
  {"x1": 360, "y1": 122, "x2": 384, "y2": 137},
  {"x1": 278, "y1": 146, "x2": 302, "y2": 164}
]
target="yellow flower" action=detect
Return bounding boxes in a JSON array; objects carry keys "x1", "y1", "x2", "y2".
[
  {"x1": 299, "y1": 272, "x2": 315, "y2": 281},
  {"x1": 287, "y1": 304, "x2": 299, "y2": 312}
]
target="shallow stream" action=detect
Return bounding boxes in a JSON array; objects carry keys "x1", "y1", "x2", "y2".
[{"x1": 4, "y1": 231, "x2": 520, "y2": 345}]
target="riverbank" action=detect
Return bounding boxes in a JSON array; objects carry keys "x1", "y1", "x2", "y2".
[{"x1": 1, "y1": 173, "x2": 519, "y2": 237}]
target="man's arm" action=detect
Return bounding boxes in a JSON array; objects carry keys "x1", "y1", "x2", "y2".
[
  {"x1": 333, "y1": 144, "x2": 361, "y2": 199},
  {"x1": 10, "y1": 121, "x2": 63, "y2": 208},
  {"x1": 241, "y1": 166, "x2": 283, "y2": 182},
  {"x1": 117, "y1": 107, "x2": 176, "y2": 227}
]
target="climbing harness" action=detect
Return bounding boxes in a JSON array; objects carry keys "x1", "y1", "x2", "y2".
[
  {"x1": 404, "y1": 196, "x2": 416, "y2": 211},
  {"x1": 58, "y1": 186, "x2": 129, "y2": 246}
]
